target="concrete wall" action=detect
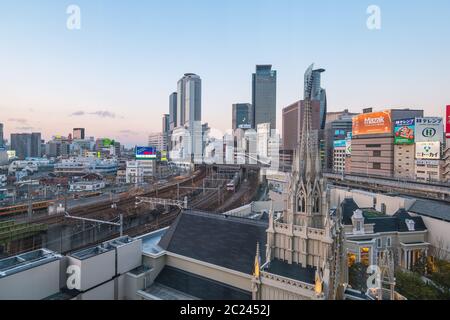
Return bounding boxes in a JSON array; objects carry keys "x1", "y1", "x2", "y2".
[
  {"x1": 0, "y1": 260, "x2": 61, "y2": 300},
  {"x1": 67, "y1": 250, "x2": 116, "y2": 292},
  {"x1": 410, "y1": 215, "x2": 450, "y2": 260},
  {"x1": 330, "y1": 187, "x2": 415, "y2": 216},
  {"x1": 116, "y1": 239, "x2": 142, "y2": 274},
  {"x1": 79, "y1": 279, "x2": 115, "y2": 300}
]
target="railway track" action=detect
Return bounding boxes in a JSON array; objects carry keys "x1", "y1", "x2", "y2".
[{"x1": 21, "y1": 168, "x2": 207, "y2": 226}]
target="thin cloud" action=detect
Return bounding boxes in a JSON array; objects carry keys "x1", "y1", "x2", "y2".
[
  {"x1": 15, "y1": 126, "x2": 36, "y2": 131},
  {"x1": 70, "y1": 111, "x2": 85, "y2": 116},
  {"x1": 119, "y1": 130, "x2": 139, "y2": 135},
  {"x1": 70, "y1": 110, "x2": 122, "y2": 119},
  {"x1": 9, "y1": 118, "x2": 28, "y2": 124},
  {"x1": 90, "y1": 111, "x2": 117, "y2": 118}
]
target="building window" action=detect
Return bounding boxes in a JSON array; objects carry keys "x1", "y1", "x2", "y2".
[
  {"x1": 381, "y1": 203, "x2": 386, "y2": 214},
  {"x1": 373, "y1": 150, "x2": 381, "y2": 157},
  {"x1": 373, "y1": 163, "x2": 381, "y2": 170},
  {"x1": 377, "y1": 238, "x2": 382, "y2": 248},
  {"x1": 386, "y1": 237, "x2": 392, "y2": 247}
]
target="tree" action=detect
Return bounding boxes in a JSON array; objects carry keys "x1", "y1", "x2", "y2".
[
  {"x1": 395, "y1": 270, "x2": 441, "y2": 300},
  {"x1": 348, "y1": 262, "x2": 368, "y2": 292}
]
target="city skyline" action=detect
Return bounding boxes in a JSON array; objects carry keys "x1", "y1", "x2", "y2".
[{"x1": 1, "y1": 0, "x2": 450, "y2": 146}]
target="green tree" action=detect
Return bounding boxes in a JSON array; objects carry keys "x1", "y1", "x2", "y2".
[
  {"x1": 348, "y1": 263, "x2": 368, "y2": 292},
  {"x1": 395, "y1": 270, "x2": 441, "y2": 300}
]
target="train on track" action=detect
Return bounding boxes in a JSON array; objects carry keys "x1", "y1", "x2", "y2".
[
  {"x1": 226, "y1": 172, "x2": 241, "y2": 192},
  {"x1": 0, "y1": 200, "x2": 53, "y2": 218}
]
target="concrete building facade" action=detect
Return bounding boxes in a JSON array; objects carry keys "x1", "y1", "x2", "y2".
[
  {"x1": 394, "y1": 144, "x2": 415, "y2": 179},
  {"x1": 252, "y1": 65, "x2": 277, "y2": 130}
]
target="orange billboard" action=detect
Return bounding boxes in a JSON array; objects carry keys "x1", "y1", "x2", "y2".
[{"x1": 352, "y1": 111, "x2": 392, "y2": 136}]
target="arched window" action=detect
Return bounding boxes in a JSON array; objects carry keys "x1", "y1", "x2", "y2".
[
  {"x1": 312, "y1": 192, "x2": 320, "y2": 213},
  {"x1": 298, "y1": 193, "x2": 306, "y2": 212}
]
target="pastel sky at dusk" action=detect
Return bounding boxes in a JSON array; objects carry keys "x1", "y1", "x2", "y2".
[{"x1": 1, "y1": 0, "x2": 449, "y2": 147}]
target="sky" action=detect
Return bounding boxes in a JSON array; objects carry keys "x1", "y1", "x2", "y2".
[{"x1": 0, "y1": 0, "x2": 449, "y2": 147}]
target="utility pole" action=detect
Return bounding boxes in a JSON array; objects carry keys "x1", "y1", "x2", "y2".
[{"x1": 27, "y1": 183, "x2": 32, "y2": 219}]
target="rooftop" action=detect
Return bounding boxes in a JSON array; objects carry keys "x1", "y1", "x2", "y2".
[
  {"x1": 139, "y1": 227, "x2": 168, "y2": 255},
  {"x1": 149, "y1": 266, "x2": 252, "y2": 300},
  {"x1": 0, "y1": 248, "x2": 61, "y2": 279},
  {"x1": 158, "y1": 210, "x2": 267, "y2": 275},
  {"x1": 409, "y1": 199, "x2": 450, "y2": 222},
  {"x1": 264, "y1": 259, "x2": 316, "y2": 285},
  {"x1": 69, "y1": 236, "x2": 136, "y2": 260}
]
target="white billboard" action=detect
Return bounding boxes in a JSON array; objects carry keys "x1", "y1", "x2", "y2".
[
  {"x1": 415, "y1": 141, "x2": 441, "y2": 160},
  {"x1": 415, "y1": 117, "x2": 443, "y2": 143}
]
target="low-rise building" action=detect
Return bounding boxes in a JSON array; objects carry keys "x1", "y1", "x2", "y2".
[
  {"x1": 394, "y1": 144, "x2": 415, "y2": 179},
  {"x1": 54, "y1": 157, "x2": 118, "y2": 176},
  {"x1": 126, "y1": 160, "x2": 154, "y2": 184},
  {"x1": 415, "y1": 159, "x2": 443, "y2": 182}
]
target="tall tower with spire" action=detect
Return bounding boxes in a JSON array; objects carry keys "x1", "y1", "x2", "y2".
[{"x1": 257, "y1": 83, "x2": 343, "y2": 300}]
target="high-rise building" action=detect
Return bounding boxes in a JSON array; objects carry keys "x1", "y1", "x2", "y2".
[
  {"x1": 281, "y1": 100, "x2": 321, "y2": 152},
  {"x1": 304, "y1": 64, "x2": 327, "y2": 129},
  {"x1": 31, "y1": 132, "x2": 42, "y2": 157},
  {"x1": 11, "y1": 133, "x2": 41, "y2": 159},
  {"x1": 162, "y1": 114, "x2": 170, "y2": 134},
  {"x1": 324, "y1": 110, "x2": 357, "y2": 170},
  {"x1": 174, "y1": 73, "x2": 203, "y2": 162},
  {"x1": 177, "y1": 73, "x2": 201, "y2": 128},
  {"x1": 232, "y1": 103, "x2": 253, "y2": 130},
  {"x1": 252, "y1": 65, "x2": 277, "y2": 129},
  {"x1": 0, "y1": 123, "x2": 4, "y2": 148},
  {"x1": 73, "y1": 128, "x2": 85, "y2": 140},
  {"x1": 148, "y1": 133, "x2": 168, "y2": 152},
  {"x1": 169, "y1": 92, "x2": 177, "y2": 130}
]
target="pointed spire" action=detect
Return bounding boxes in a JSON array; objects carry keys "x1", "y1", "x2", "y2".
[
  {"x1": 253, "y1": 242, "x2": 261, "y2": 278},
  {"x1": 268, "y1": 200, "x2": 274, "y2": 231}
]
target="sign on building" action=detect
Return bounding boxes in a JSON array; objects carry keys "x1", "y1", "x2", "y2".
[
  {"x1": 394, "y1": 119, "x2": 415, "y2": 145},
  {"x1": 352, "y1": 111, "x2": 392, "y2": 136},
  {"x1": 446, "y1": 105, "x2": 450, "y2": 139},
  {"x1": 415, "y1": 117, "x2": 443, "y2": 143},
  {"x1": 415, "y1": 141, "x2": 441, "y2": 159},
  {"x1": 136, "y1": 146, "x2": 157, "y2": 160},
  {"x1": 333, "y1": 140, "x2": 346, "y2": 148},
  {"x1": 345, "y1": 132, "x2": 352, "y2": 155}
]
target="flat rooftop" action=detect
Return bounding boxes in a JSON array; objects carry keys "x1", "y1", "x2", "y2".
[
  {"x1": 139, "y1": 227, "x2": 169, "y2": 255},
  {"x1": 69, "y1": 236, "x2": 137, "y2": 260},
  {"x1": 0, "y1": 248, "x2": 61, "y2": 279}
]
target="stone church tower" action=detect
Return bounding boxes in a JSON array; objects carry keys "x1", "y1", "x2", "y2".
[{"x1": 255, "y1": 99, "x2": 344, "y2": 300}]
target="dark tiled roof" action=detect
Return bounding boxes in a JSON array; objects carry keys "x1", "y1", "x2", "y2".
[
  {"x1": 341, "y1": 198, "x2": 359, "y2": 225},
  {"x1": 408, "y1": 199, "x2": 450, "y2": 222},
  {"x1": 264, "y1": 259, "x2": 316, "y2": 284},
  {"x1": 155, "y1": 266, "x2": 252, "y2": 300},
  {"x1": 340, "y1": 200, "x2": 427, "y2": 233},
  {"x1": 158, "y1": 210, "x2": 267, "y2": 275}
]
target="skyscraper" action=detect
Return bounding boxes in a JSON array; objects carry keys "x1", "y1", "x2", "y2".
[
  {"x1": 252, "y1": 65, "x2": 277, "y2": 129},
  {"x1": 11, "y1": 133, "x2": 31, "y2": 159},
  {"x1": 169, "y1": 92, "x2": 177, "y2": 130},
  {"x1": 31, "y1": 132, "x2": 42, "y2": 157},
  {"x1": 162, "y1": 114, "x2": 170, "y2": 134},
  {"x1": 232, "y1": 103, "x2": 253, "y2": 130},
  {"x1": 174, "y1": 73, "x2": 203, "y2": 161},
  {"x1": 177, "y1": 73, "x2": 202, "y2": 128},
  {"x1": 282, "y1": 100, "x2": 321, "y2": 152},
  {"x1": 73, "y1": 128, "x2": 85, "y2": 140},
  {"x1": 0, "y1": 123, "x2": 4, "y2": 148},
  {"x1": 304, "y1": 64, "x2": 327, "y2": 129}
]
